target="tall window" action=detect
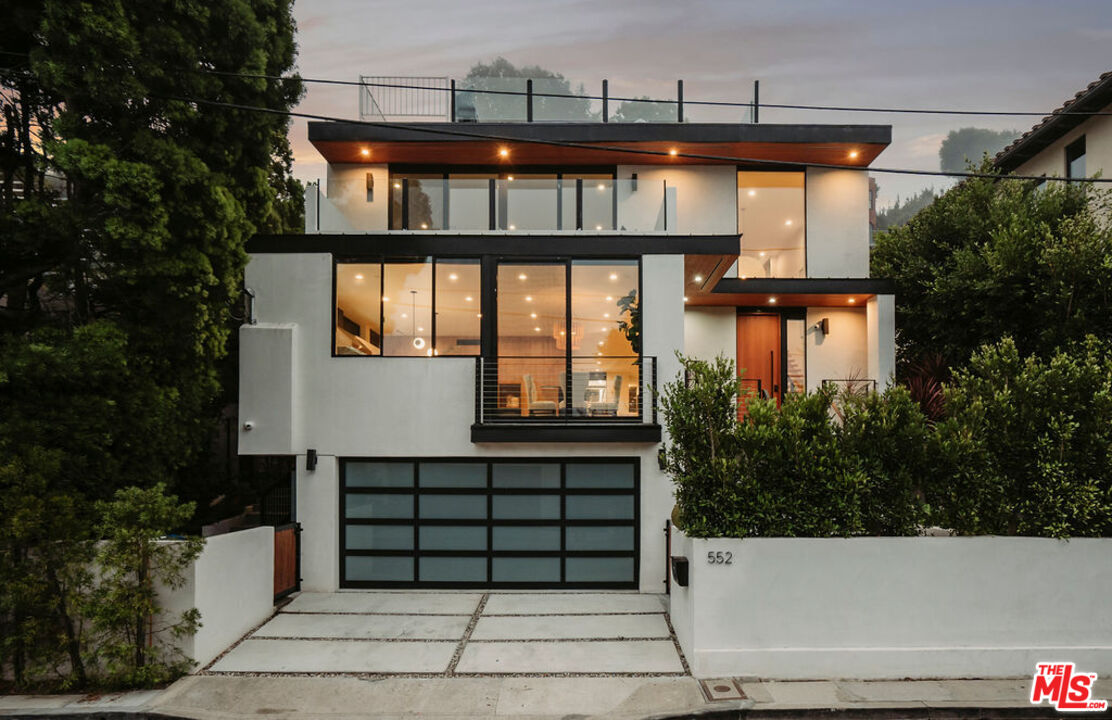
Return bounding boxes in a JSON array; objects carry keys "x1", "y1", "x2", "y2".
[
  {"x1": 1066, "y1": 136, "x2": 1086, "y2": 179},
  {"x1": 736, "y1": 171, "x2": 806, "y2": 279},
  {"x1": 335, "y1": 258, "x2": 480, "y2": 357}
]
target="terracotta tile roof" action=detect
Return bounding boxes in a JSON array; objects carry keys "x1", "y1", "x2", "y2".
[{"x1": 993, "y1": 71, "x2": 1112, "y2": 173}]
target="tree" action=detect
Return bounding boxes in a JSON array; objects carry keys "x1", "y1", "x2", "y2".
[
  {"x1": 610, "y1": 96, "x2": 678, "y2": 123},
  {"x1": 939, "y1": 127, "x2": 1019, "y2": 173},
  {"x1": 462, "y1": 57, "x2": 592, "y2": 121},
  {"x1": 871, "y1": 160, "x2": 1112, "y2": 372},
  {"x1": 0, "y1": 0, "x2": 301, "y2": 689},
  {"x1": 876, "y1": 187, "x2": 938, "y2": 231}
]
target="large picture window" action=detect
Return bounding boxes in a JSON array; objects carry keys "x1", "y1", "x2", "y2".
[
  {"x1": 335, "y1": 258, "x2": 481, "y2": 357},
  {"x1": 736, "y1": 171, "x2": 806, "y2": 279}
]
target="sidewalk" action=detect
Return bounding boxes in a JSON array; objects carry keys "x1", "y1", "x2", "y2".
[{"x1": 5, "y1": 675, "x2": 1105, "y2": 719}]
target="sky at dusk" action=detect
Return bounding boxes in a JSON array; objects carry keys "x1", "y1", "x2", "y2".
[{"x1": 288, "y1": 0, "x2": 1112, "y2": 209}]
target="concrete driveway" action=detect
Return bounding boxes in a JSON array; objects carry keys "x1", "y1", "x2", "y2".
[{"x1": 207, "y1": 591, "x2": 687, "y2": 676}]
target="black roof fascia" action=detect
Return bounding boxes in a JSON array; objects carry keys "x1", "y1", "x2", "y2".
[{"x1": 712, "y1": 277, "x2": 896, "y2": 295}]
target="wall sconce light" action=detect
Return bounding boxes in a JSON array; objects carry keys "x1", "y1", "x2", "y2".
[
  {"x1": 306, "y1": 448, "x2": 317, "y2": 472},
  {"x1": 631, "y1": 172, "x2": 638, "y2": 192},
  {"x1": 365, "y1": 172, "x2": 374, "y2": 202},
  {"x1": 816, "y1": 317, "x2": 830, "y2": 336},
  {"x1": 670, "y1": 556, "x2": 689, "y2": 587}
]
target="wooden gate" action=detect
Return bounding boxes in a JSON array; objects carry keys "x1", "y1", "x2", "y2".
[{"x1": 274, "y1": 522, "x2": 301, "y2": 601}]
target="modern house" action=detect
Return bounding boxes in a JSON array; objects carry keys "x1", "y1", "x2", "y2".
[
  {"x1": 237, "y1": 79, "x2": 896, "y2": 593},
  {"x1": 994, "y1": 71, "x2": 1111, "y2": 179}
]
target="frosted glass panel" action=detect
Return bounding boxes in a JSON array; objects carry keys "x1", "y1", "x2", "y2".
[
  {"x1": 420, "y1": 495, "x2": 486, "y2": 519},
  {"x1": 566, "y1": 495, "x2": 633, "y2": 520},
  {"x1": 345, "y1": 524, "x2": 413, "y2": 550},
  {"x1": 493, "y1": 557, "x2": 560, "y2": 582},
  {"x1": 420, "y1": 463, "x2": 486, "y2": 488},
  {"x1": 565, "y1": 526, "x2": 634, "y2": 551},
  {"x1": 566, "y1": 463, "x2": 634, "y2": 488},
  {"x1": 347, "y1": 462, "x2": 413, "y2": 487},
  {"x1": 345, "y1": 494, "x2": 413, "y2": 519},
  {"x1": 492, "y1": 463, "x2": 560, "y2": 488},
  {"x1": 492, "y1": 495, "x2": 560, "y2": 519},
  {"x1": 346, "y1": 556, "x2": 413, "y2": 582},
  {"x1": 565, "y1": 557, "x2": 633, "y2": 583},
  {"x1": 420, "y1": 525, "x2": 487, "y2": 551},
  {"x1": 419, "y1": 556, "x2": 486, "y2": 582},
  {"x1": 493, "y1": 526, "x2": 560, "y2": 551}
]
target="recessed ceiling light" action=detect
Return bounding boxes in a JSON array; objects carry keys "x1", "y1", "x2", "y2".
[
  {"x1": 476, "y1": 313, "x2": 482, "y2": 318},
  {"x1": 848, "y1": 297, "x2": 856, "y2": 304},
  {"x1": 382, "y1": 296, "x2": 390, "y2": 302},
  {"x1": 465, "y1": 296, "x2": 473, "y2": 302},
  {"x1": 598, "y1": 340, "x2": 604, "y2": 346},
  {"x1": 530, "y1": 312, "x2": 537, "y2": 318},
  {"x1": 693, "y1": 274, "x2": 703, "y2": 283},
  {"x1": 758, "y1": 251, "x2": 765, "y2": 257},
  {"x1": 683, "y1": 296, "x2": 689, "y2": 302},
  {"x1": 605, "y1": 295, "x2": 613, "y2": 302},
  {"x1": 360, "y1": 148, "x2": 370, "y2": 157},
  {"x1": 559, "y1": 330, "x2": 566, "y2": 336},
  {"x1": 401, "y1": 312, "x2": 408, "y2": 318},
  {"x1": 768, "y1": 297, "x2": 777, "y2": 304},
  {"x1": 848, "y1": 150, "x2": 859, "y2": 159},
  {"x1": 748, "y1": 189, "x2": 756, "y2": 197},
  {"x1": 603, "y1": 313, "x2": 610, "y2": 318},
  {"x1": 417, "y1": 327, "x2": 425, "y2": 332},
  {"x1": 785, "y1": 219, "x2": 793, "y2": 226},
  {"x1": 669, "y1": 148, "x2": 678, "y2": 156},
  {"x1": 507, "y1": 175, "x2": 514, "y2": 181},
  {"x1": 449, "y1": 273, "x2": 458, "y2": 281},
  {"x1": 420, "y1": 223, "x2": 428, "y2": 229},
  {"x1": 597, "y1": 351, "x2": 603, "y2": 356},
  {"x1": 609, "y1": 273, "x2": 618, "y2": 281},
  {"x1": 740, "y1": 274, "x2": 747, "y2": 279},
  {"x1": 525, "y1": 296, "x2": 533, "y2": 302},
  {"x1": 499, "y1": 147, "x2": 509, "y2": 158},
  {"x1": 518, "y1": 273, "x2": 527, "y2": 280},
  {"x1": 597, "y1": 183, "x2": 606, "y2": 191},
  {"x1": 393, "y1": 182, "x2": 401, "y2": 189},
  {"x1": 354, "y1": 273, "x2": 364, "y2": 280},
  {"x1": 595, "y1": 225, "x2": 603, "y2": 230},
  {"x1": 508, "y1": 224, "x2": 516, "y2": 230},
  {"x1": 534, "y1": 326, "x2": 541, "y2": 332}
]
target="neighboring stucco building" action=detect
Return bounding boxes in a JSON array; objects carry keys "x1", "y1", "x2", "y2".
[
  {"x1": 994, "y1": 71, "x2": 1112, "y2": 179},
  {"x1": 238, "y1": 79, "x2": 896, "y2": 593}
]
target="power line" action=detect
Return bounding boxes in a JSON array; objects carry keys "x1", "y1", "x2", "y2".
[
  {"x1": 166, "y1": 94, "x2": 1112, "y2": 184},
  {"x1": 200, "y1": 69, "x2": 1112, "y2": 119}
]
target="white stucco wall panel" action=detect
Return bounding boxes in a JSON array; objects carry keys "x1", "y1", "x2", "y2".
[
  {"x1": 805, "y1": 168, "x2": 870, "y2": 278},
  {"x1": 1014, "y1": 107, "x2": 1112, "y2": 180},
  {"x1": 683, "y1": 307, "x2": 736, "y2": 365},
  {"x1": 325, "y1": 164, "x2": 390, "y2": 232},
  {"x1": 672, "y1": 534, "x2": 1112, "y2": 679},
  {"x1": 618, "y1": 166, "x2": 736, "y2": 234},
  {"x1": 805, "y1": 307, "x2": 868, "y2": 391},
  {"x1": 238, "y1": 324, "x2": 296, "y2": 455}
]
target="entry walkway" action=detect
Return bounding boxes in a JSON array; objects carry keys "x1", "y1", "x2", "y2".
[{"x1": 207, "y1": 591, "x2": 687, "y2": 676}]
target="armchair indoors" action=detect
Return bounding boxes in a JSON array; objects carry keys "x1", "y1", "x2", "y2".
[
  {"x1": 587, "y1": 374, "x2": 623, "y2": 416},
  {"x1": 524, "y1": 373, "x2": 565, "y2": 417}
]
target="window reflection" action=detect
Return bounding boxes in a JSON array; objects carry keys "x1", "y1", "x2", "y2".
[
  {"x1": 571, "y1": 260, "x2": 638, "y2": 417},
  {"x1": 496, "y1": 263, "x2": 566, "y2": 417},
  {"x1": 390, "y1": 175, "x2": 445, "y2": 230},
  {"x1": 785, "y1": 318, "x2": 806, "y2": 396},
  {"x1": 383, "y1": 260, "x2": 433, "y2": 356},
  {"x1": 335, "y1": 263, "x2": 382, "y2": 356},
  {"x1": 435, "y1": 260, "x2": 480, "y2": 356},
  {"x1": 737, "y1": 171, "x2": 806, "y2": 279}
]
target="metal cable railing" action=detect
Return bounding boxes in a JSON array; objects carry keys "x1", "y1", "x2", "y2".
[{"x1": 475, "y1": 356, "x2": 657, "y2": 425}]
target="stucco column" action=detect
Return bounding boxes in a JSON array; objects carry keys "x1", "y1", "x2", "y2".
[
  {"x1": 867, "y1": 294, "x2": 896, "y2": 389},
  {"x1": 296, "y1": 454, "x2": 340, "y2": 592}
]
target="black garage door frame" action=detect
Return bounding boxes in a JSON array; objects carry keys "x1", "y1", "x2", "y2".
[{"x1": 339, "y1": 456, "x2": 640, "y2": 589}]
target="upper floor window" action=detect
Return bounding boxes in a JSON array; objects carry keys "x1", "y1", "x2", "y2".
[
  {"x1": 335, "y1": 258, "x2": 481, "y2": 357},
  {"x1": 736, "y1": 171, "x2": 806, "y2": 279},
  {"x1": 388, "y1": 170, "x2": 662, "y2": 232},
  {"x1": 1066, "y1": 136, "x2": 1086, "y2": 179}
]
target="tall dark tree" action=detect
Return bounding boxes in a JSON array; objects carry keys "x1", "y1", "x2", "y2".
[
  {"x1": 0, "y1": 0, "x2": 302, "y2": 688},
  {"x1": 463, "y1": 57, "x2": 592, "y2": 121},
  {"x1": 938, "y1": 127, "x2": 1019, "y2": 173}
]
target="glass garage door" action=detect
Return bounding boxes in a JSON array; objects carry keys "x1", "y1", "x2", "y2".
[{"x1": 340, "y1": 458, "x2": 638, "y2": 588}]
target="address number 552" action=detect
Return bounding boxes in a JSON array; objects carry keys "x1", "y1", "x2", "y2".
[{"x1": 706, "y1": 551, "x2": 732, "y2": 565}]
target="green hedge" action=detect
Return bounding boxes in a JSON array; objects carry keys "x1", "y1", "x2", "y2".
[{"x1": 662, "y1": 340, "x2": 1112, "y2": 539}]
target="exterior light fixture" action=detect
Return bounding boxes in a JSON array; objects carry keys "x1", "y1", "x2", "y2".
[
  {"x1": 597, "y1": 183, "x2": 606, "y2": 191},
  {"x1": 848, "y1": 150, "x2": 859, "y2": 159},
  {"x1": 768, "y1": 297, "x2": 777, "y2": 304},
  {"x1": 848, "y1": 297, "x2": 856, "y2": 304},
  {"x1": 693, "y1": 274, "x2": 703, "y2": 283},
  {"x1": 669, "y1": 148, "x2": 678, "y2": 156},
  {"x1": 748, "y1": 189, "x2": 756, "y2": 197},
  {"x1": 683, "y1": 296, "x2": 689, "y2": 302},
  {"x1": 360, "y1": 148, "x2": 370, "y2": 157},
  {"x1": 393, "y1": 182, "x2": 402, "y2": 189},
  {"x1": 507, "y1": 175, "x2": 514, "y2": 181},
  {"x1": 499, "y1": 147, "x2": 509, "y2": 158},
  {"x1": 518, "y1": 273, "x2": 527, "y2": 280}
]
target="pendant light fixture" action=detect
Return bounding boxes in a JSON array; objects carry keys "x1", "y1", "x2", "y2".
[{"x1": 410, "y1": 290, "x2": 426, "y2": 350}]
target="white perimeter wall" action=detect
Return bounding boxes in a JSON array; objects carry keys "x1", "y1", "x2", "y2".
[
  {"x1": 805, "y1": 307, "x2": 868, "y2": 391},
  {"x1": 158, "y1": 526, "x2": 274, "y2": 667},
  {"x1": 805, "y1": 168, "x2": 869, "y2": 278},
  {"x1": 671, "y1": 534, "x2": 1112, "y2": 679},
  {"x1": 240, "y1": 252, "x2": 686, "y2": 593}
]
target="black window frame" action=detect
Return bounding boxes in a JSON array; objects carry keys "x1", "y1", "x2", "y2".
[{"x1": 338, "y1": 456, "x2": 641, "y2": 589}]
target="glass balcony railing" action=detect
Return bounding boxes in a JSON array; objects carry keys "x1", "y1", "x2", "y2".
[{"x1": 390, "y1": 177, "x2": 669, "y2": 233}]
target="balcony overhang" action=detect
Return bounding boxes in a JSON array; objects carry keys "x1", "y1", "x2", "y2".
[
  {"x1": 248, "y1": 233, "x2": 739, "y2": 257},
  {"x1": 471, "y1": 423, "x2": 661, "y2": 443},
  {"x1": 687, "y1": 277, "x2": 895, "y2": 307},
  {"x1": 308, "y1": 122, "x2": 891, "y2": 167}
]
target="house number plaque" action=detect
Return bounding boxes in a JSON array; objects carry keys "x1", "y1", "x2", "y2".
[{"x1": 706, "y1": 551, "x2": 733, "y2": 564}]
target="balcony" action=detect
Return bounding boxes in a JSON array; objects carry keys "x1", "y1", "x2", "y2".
[{"x1": 472, "y1": 356, "x2": 660, "y2": 443}]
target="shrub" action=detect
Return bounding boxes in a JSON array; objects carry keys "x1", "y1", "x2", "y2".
[
  {"x1": 929, "y1": 337, "x2": 1112, "y2": 537},
  {"x1": 661, "y1": 354, "x2": 930, "y2": 538}
]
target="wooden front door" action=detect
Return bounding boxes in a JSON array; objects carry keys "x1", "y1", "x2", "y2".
[{"x1": 737, "y1": 313, "x2": 781, "y2": 407}]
